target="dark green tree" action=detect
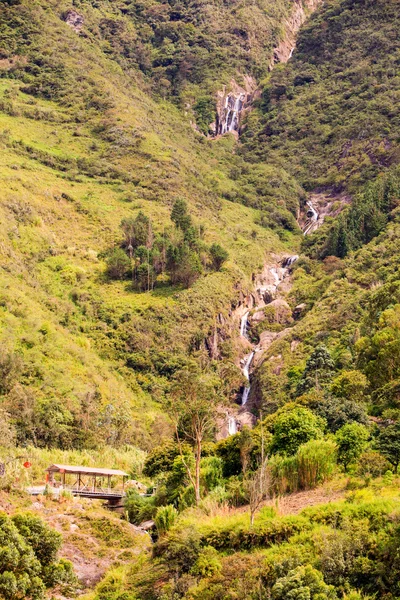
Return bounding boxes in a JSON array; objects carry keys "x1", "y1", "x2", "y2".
[
  {"x1": 375, "y1": 423, "x2": 400, "y2": 472},
  {"x1": 209, "y1": 243, "x2": 229, "y2": 271},
  {"x1": 335, "y1": 423, "x2": 369, "y2": 471},
  {"x1": 296, "y1": 345, "x2": 335, "y2": 396},
  {"x1": 171, "y1": 198, "x2": 192, "y2": 233},
  {"x1": 106, "y1": 248, "x2": 130, "y2": 279}
]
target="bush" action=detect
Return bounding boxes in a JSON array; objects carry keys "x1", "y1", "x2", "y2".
[
  {"x1": 209, "y1": 244, "x2": 229, "y2": 271},
  {"x1": 190, "y1": 546, "x2": 222, "y2": 577},
  {"x1": 0, "y1": 512, "x2": 76, "y2": 599},
  {"x1": 154, "y1": 505, "x2": 178, "y2": 535},
  {"x1": 272, "y1": 565, "x2": 338, "y2": 599},
  {"x1": 357, "y1": 451, "x2": 391, "y2": 478},
  {"x1": 269, "y1": 439, "x2": 336, "y2": 494}
]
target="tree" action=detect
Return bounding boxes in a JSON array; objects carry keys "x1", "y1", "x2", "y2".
[
  {"x1": 375, "y1": 423, "x2": 400, "y2": 472},
  {"x1": 296, "y1": 345, "x2": 335, "y2": 396},
  {"x1": 335, "y1": 423, "x2": 369, "y2": 471},
  {"x1": 330, "y1": 370, "x2": 369, "y2": 403},
  {"x1": 209, "y1": 243, "x2": 229, "y2": 271},
  {"x1": 167, "y1": 243, "x2": 202, "y2": 288},
  {"x1": 171, "y1": 198, "x2": 192, "y2": 233},
  {"x1": 120, "y1": 211, "x2": 150, "y2": 251},
  {"x1": 106, "y1": 248, "x2": 130, "y2": 279},
  {"x1": 271, "y1": 406, "x2": 325, "y2": 456},
  {"x1": 165, "y1": 368, "x2": 220, "y2": 504},
  {"x1": 0, "y1": 512, "x2": 76, "y2": 600},
  {"x1": 314, "y1": 397, "x2": 368, "y2": 432},
  {"x1": 272, "y1": 565, "x2": 338, "y2": 599}
]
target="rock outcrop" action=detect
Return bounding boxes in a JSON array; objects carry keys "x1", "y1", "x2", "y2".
[{"x1": 271, "y1": 0, "x2": 323, "y2": 67}]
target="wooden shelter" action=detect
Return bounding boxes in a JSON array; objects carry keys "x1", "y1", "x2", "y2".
[{"x1": 45, "y1": 464, "x2": 129, "y2": 499}]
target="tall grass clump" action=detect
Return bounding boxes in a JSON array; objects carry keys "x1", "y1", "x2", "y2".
[
  {"x1": 270, "y1": 440, "x2": 337, "y2": 494},
  {"x1": 155, "y1": 504, "x2": 178, "y2": 535}
]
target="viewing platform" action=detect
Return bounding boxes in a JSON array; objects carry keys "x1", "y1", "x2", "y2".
[{"x1": 28, "y1": 464, "x2": 130, "y2": 508}]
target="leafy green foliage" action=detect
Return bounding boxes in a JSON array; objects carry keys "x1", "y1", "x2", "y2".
[
  {"x1": 272, "y1": 565, "x2": 337, "y2": 600},
  {"x1": 209, "y1": 243, "x2": 229, "y2": 271},
  {"x1": 154, "y1": 504, "x2": 178, "y2": 535},
  {"x1": 335, "y1": 423, "x2": 369, "y2": 471},
  {"x1": 242, "y1": 0, "x2": 400, "y2": 194},
  {"x1": 296, "y1": 346, "x2": 335, "y2": 396},
  {"x1": 0, "y1": 512, "x2": 76, "y2": 599},
  {"x1": 375, "y1": 423, "x2": 400, "y2": 471},
  {"x1": 271, "y1": 407, "x2": 325, "y2": 456}
]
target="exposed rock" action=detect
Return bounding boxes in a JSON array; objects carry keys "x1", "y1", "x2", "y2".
[
  {"x1": 291, "y1": 340, "x2": 300, "y2": 352},
  {"x1": 271, "y1": 0, "x2": 323, "y2": 67},
  {"x1": 251, "y1": 310, "x2": 266, "y2": 323},
  {"x1": 293, "y1": 303, "x2": 307, "y2": 319},
  {"x1": 214, "y1": 77, "x2": 260, "y2": 136},
  {"x1": 139, "y1": 520, "x2": 156, "y2": 531},
  {"x1": 64, "y1": 10, "x2": 84, "y2": 33},
  {"x1": 265, "y1": 298, "x2": 293, "y2": 325}
]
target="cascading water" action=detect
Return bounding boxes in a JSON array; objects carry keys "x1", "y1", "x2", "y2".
[
  {"x1": 240, "y1": 311, "x2": 250, "y2": 338},
  {"x1": 270, "y1": 268, "x2": 280, "y2": 289},
  {"x1": 228, "y1": 416, "x2": 238, "y2": 435},
  {"x1": 218, "y1": 93, "x2": 245, "y2": 135},
  {"x1": 241, "y1": 351, "x2": 255, "y2": 405},
  {"x1": 282, "y1": 255, "x2": 299, "y2": 268},
  {"x1": 303, "y1": 201, "x2": 319, "y2": 235}
]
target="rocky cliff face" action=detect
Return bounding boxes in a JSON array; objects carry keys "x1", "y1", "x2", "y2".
[
  {"x1": 271, "y1": 0, "x2": 323, "y2": 66},
  {"x1": 213, "y1": 76, "x2": 259, "y2": 136}
]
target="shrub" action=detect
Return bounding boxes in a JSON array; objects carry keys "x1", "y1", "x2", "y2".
[
  {"x1": 270, "y1": 439, "x2": 336, "y2": 494},
  {"x1": 154, "y1": 505, "x2": 178, "y2": 535},
  {"x1": 190, "y1": 546, "x2": 222, "y2": 577},
  {"x1": 357, "y1": 451, "x2": 391, "y2": 478},
  {"x1": 272, "y1": 565, "x2": 338, "y2": 599},
  {"x1": 209, "y1": 243, "x2": 229, "y2": 271}
]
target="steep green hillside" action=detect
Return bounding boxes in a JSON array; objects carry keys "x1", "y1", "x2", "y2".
[
  {"x1": 0, "y1": 0, "x2": 306, "y2": 449},
  {"x1": 242, "y1": 0, "x2": 400, "y2": 193}
]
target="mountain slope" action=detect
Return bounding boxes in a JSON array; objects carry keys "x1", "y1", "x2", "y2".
[{"x1": 242, "y1": 0, "x2": 400, "y2": 193}]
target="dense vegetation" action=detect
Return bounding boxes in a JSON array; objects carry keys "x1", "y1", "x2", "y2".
[
  {"x1": 0, "y1": 0, "x2": 303, "y2": 449},
  {"x1": 1, "y1": 0, "x2": 400, "y2": 598},
  {"x1": 242, "y1": 0, "x2": 400, "y2": 194}
]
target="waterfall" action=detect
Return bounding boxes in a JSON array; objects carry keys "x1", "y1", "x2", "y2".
[
  {"x1": 228, "y1": 416, "x2": 238, "y2": 435},
  {"x1": 282, "y1": 255, "x2": 299, "y2": 268},
  {"x1": 303, "y1": 201, "x2": 319, "y2": 235},
  {"x1": 241, "y1": 351, "x2": 255, "y2": 405},
  {"x1": 270, "y1": 268, "x2": 280, "y2": 287},
  {"x1": 289, "y1": 47, "x2": 295, "y2": 59},
  {"x1": 219, "y1": 93, "x2": 245, "y2": 135},
  {"x1": 240, "y1": 311, "x2": 250, "y2": 338}
]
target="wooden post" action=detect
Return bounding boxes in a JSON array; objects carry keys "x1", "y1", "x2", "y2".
[
  {"x1": 78, "y1": 473, "x2": 81, "y2": 491},
  {"x1": 107, "y1": 474, "x2": 111, "y2": 493},
  {"x1": 62, "y1": 471, "x2": 65, "y2": 488},
  {"x1": 93, "y1": 475, "x2": 96, "y2": 492}
]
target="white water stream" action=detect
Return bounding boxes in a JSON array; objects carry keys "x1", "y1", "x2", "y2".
[
  {"x1": 228, "y1": 416, "x2": 238, "y2": 435},
  {"x1": 303, "y1": 201, "x2": 319, "y2": 235},
  {"x1": 240, "y1": 311, "x2": 250, "y2": 338},
  {"x1": 241, "y1": 351, "x2": 255, "y2": 405},
  {"x1": 219, "y1": 93, "x2": 246, "y2": 135}
]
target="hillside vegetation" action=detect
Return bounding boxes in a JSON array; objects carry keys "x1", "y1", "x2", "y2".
[
  {"x1": 2, "y1": 0, "x2": 400, "y2": 599},
  {"x1": 0, "y1": 0, "x2": 303, "y2": 449}
]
